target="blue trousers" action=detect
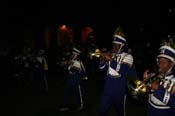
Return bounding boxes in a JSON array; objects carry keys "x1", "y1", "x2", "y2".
[
  {"x1": 63, "y1": 77, "x2": 83, "y2": 108},
  {"x1": 147, "y1": 103, "x2": 175, "y2": 116},
  {"x1": 99, "y1": 94, "x2": 126, "y2": 116}
]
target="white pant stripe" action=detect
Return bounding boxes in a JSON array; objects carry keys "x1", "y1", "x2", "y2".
[
  {"x1": 78, "y1": 85, "x2": 83, "y2": 107},
  {"x1": 124, "y1": 95, "x2": 126, "y2": 116}
]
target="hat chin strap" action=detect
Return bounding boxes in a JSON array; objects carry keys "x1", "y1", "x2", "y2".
[
  {"x1": 159, "y1": 62, "x2": 175, "y2": 75},
  {"x1": 117, "y1": 44, "x2": 124, "y2": 54},
  {"x1": 72, "y1": 54, "x2": 77, "y2": 60},
  {"x1": 167, "y1": 63, "x2": 175, "y2": 74}
]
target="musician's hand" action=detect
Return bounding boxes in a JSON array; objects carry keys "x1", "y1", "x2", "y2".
[
  {"x1": 151, "y1": 81, "x2": 159, "y2": 90},
  {"x1": 104, "y1": 55, "x2": 112, "y2": 61},
  {"x1": 143, "y1": 69, "x2": 149, "y2": 81}
]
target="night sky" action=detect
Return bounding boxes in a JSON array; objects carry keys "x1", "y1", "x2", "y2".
[{"x1": 7, "y1": 0, "x2": 175, "y2": 49}]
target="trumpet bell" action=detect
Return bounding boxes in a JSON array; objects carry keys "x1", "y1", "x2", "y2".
[
  {"x1": 90, "y1": 48, "x2": 101, "y2": 58},
  {"x1": 127, "y1": 79, "x2": 148, "y2": 102}
]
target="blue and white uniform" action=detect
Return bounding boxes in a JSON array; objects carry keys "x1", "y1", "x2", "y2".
[
  {"x1": 99, "y1": 30, "x2": 138, "y2": 116},
  {"x1": 33, "y1": 50, "x2": 48, "y2": 92},
  {"x1": 99, "y1": 52, "x2": 137, "y2": 116},
  {"x1": 147, "y1": 45, "x2": 175, "y2": 116},
  {"x1": 63, "y1": 48, "x2": 87, "y2": 109}
]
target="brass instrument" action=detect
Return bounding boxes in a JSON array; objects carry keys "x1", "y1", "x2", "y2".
[
  {"x1": 127, "y1": 71, "x2": 165, "y2": 102},
  {"x1": 90, "y1": 48, "x2": 112, "y2": 60},
  {"x1": 90, "y1": 48, "x2": 101, "y2": 58}
]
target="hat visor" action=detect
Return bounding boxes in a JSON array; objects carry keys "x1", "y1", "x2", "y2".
[
  {"x1": 157, "y1": 54, "x2": 175, "y2": 63},
  {"x1": 72, "y1": 52, "x2": 79, "y2": 55},
  {"x1": 112, "y1": 41, "x2": 124, "y2": 45}
]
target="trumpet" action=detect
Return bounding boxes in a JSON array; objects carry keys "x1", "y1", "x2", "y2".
[
  {"x1": 127, "y1": 71, "x2": 165, "y2": 102},
  {"x1": 90, "y1": 48, "x2": 113, "y2": 60},
  {"x1": 90, "y1": 48, "x2": 101, "y2": 58}
]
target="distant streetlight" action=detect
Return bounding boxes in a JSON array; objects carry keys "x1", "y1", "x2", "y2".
[
  {"x1": 57, "y1": 24, "x2": 74, "y2": 47},
  {"x1": 59, "y1": 24, "x2": 68, "y2": 31}
]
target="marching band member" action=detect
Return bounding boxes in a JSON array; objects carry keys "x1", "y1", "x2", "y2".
[
  {"x1": 143, "y1": 36, "x2": 175, "y2": 116},
  {"x1": 33, "y1": 49, "x2": 48, "y2": 93},
  {"x1": 99, "y1": 26, "x2": 138, "y2": 116},
  {"x1": 59, "y1": 47, "x2": 88, "y2": 111}
]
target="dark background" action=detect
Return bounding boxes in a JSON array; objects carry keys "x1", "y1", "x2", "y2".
[
  {"x1": 7, "y1": 0, "x2": 175, "y2": 48},
  {"x1": 2, "y1": 1, "x2": 175, "y2": 116}
]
